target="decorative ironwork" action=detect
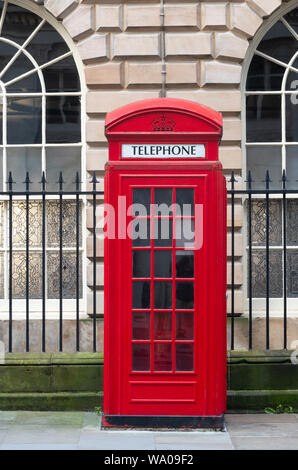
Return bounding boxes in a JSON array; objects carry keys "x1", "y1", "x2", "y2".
[
  {"x1": 286, "y1": 200, "x2": 298, "y2": 245},
  {"x1": 251, "y1": 200, "x2": 282, "y2": 246},
  {"x1": 47, "y1": 201, "x2": 82, "y2": 248},
  {"x1": 47, "y1": 252, "x2": 82, "y2": 299},
  {"x1": 251, "y1": 249, "x2": 283, "y2": 298},
  {"x1": 12, "y1": 201, "x2": 42, "y2": 248},
  {"x1": 287, "y1": 251, "x2": 298, "y2": 297},
  {"x1": 0, "y1": 202, "x2": 4, "y2": 248},
  {"x1": 0, "y1": 253, "x2": 4, "y2": 299},
  {"x1": 12, "y1": 252, "x2": 42, "y2": 299}
]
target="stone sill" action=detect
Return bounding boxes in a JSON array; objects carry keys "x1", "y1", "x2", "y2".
[
  {"x1": 228, "y1": 350, "x2": 295, "y2": 364},
  {"x1": 2, "y1": 352, "x2": 103, "y2": 366},
  {"x1": 2, "y1": 350, "x2": 294, "y2": 366}
]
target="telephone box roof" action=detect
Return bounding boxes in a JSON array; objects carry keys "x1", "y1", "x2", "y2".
[{"x1": 105, "y1": 98, "x2": 223, "y2": 131}]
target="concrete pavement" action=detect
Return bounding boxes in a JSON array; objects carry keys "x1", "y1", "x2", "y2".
[{"x1": 0, "y1": 411, "x2": 297, "y2": 450}]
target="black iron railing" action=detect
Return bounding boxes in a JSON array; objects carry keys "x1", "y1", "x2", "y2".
[
  {"x1": 2, "y1": 169, "x2": 296, "y2": 353},
  {"x1": 228, "y1": 170, "x2": 295, "y2": 351},
  {"x1": 2, "y1": 171, "x2": 103, "y2": 353}
]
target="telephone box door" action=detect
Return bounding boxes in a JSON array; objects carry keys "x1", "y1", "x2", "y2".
[{"x1": 106, "y1": 169, "x2": 222, "y2": 419}]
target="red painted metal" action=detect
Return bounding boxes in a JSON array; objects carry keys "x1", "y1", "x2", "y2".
[{"x1": 104, "y1": 98, "x2": 226, "y2": 426}]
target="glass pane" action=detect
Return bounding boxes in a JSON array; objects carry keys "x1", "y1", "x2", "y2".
[
  {"x1": 44, "y1": 56, "x2": 80, "y2": 92},
  {"x1": 47, "y1": 252, "x2": 82, "y2": 299},
  {"x1": 175, "y1": 219, "x2": 194, "y2": 248},
  {"x1": 175, "y1": 343, "x2": 194, "y2": 372},
  {"x1": 7, "y1": 97, "x2": 42, "y2": 144},
  {"x1": 2, "y1": 53, "x2": 36, "y2": 86},
  {"x1": 154, "y1": 218, "x2": 172, "y2": 247},
  {"x1": 2, "y1": 4, "x2": 41, "y2": 44},
  {"x1": 154, "y1": 343, "x2": 172, "y2": 371},
  {"x1": 284, "y1": 9, "x2": 298, "y2": 34},
  {"x1": 154, "y1": 311, "x2": 172, "y2": 340},
  {"x1": 12, "y1": 201, "x2": 42, "y2": 248},
  {"x1": 0, "y1": 42, "x2": 18, "y2": 72},
  {"x1": 46, "y1": 96, "x2": 81, "y2": 143},
  {"x1": 133, "y1": 251, "x2": 151, "y2": 278},
  {"x1": 251, "y1": 200, "x2": 282, "y2": 246},
  {"x1": 154, "y1": 251, "x2": 172, "y2": 278},
  {"x1": 154, "y1": 188, "x2": 173, "y2": 215},
  {"x1": 7, "y1": 148, "x2": 41, "y2": 191},
  {"x1": 176, "y1": 282, "x2": 194, "y2": 309},
  {"x1": 132, "y1": 281, "x2": 150, "y2": 309},
  {"x1": 26, "y1": 22, "x2": 69, "y2": 66},
  {"x1": 0, "y1": 253, "x2": 4, "y2": 299},
  {"x1": 286, "y1": 58, "x2": 298, "y2": 90},
  {"x1": 132, "y1": 343, "x2": 150, "y2": 371},
  {"x1": 246, "y1": 54, "x2": 284, "y2": 91},
  {"x1": 46, "y1": 147, "x2": 81, "y2": 191},
  {"x1": 286, "y1": 94, "x2": 298, "y2": 142},
  {"x1": 132, "y1": 312, "x2": 151, "y2": 340},
  {"x1": 286, "y1": 200, "x2": 298, "y2": 245},
  {"x1": 287, "y1": 251, "x2": 298, "y2": 297},
  {"x1": 47, "y1": 201, "x2": 82, "y2": 248},
  {"x1": 257, "y1": 20, "x2": 296, "y2": 64},
  {"x1": 176, "y1": 312, "x2": 194, "y2": 340},
  {"x1": 246, "y1": 95, "x2": 281, "y2": 143},
  {"x1": 12, "y1": 252, "x2": 42, "y2": 299},
  {"x1": 286, "y1": 146, "x2": 298, "y2": 189},
  {"x1": 246, "y1": 146, "x2": 282, "y2": 190},
  {"x1": 251, "y1": 250, "x2": 282, "y2": 297},
  {"x1": 176, "y1": 251, "x2": 194, "y2": 278},
  {"x1": 133, "y1": 188, "x2": 151, "y2": 215},
  {"x1": 176, "y1": 189, "x2": 194, "y2": 216},
  {"x1": 131, "y1": 219, "x2": 150, "y2": 247},
  {"x1": 154, "y1": 281, "x2": 172, "y2": 309},
  {"x1": 6, "y1": 72, "x2": 41, "y2": 93}
]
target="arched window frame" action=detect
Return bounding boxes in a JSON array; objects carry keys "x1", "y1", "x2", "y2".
[
  {"x1": 242, "y1": 0, "x2": 298, "y2": 314},
  {"x1": 0, "y1": 0, "x2": 87, "y2": 318}
]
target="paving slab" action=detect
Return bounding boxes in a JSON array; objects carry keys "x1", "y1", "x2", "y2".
[
  {"x1": 0, "y1": 411, "x2": 17, "y2": 425},
  {"x1": 0, "y1": 412, "x2": 296, "y2": 450},
  {"x1": 226, "y1": 413, "x2": 298, "y2": 424},
  {"x1": 231, "y1": 437, "x2": 298, "y2": 450},
  {"x1": 13, "y1": 411, "x2": 84, "y2": 427},
  {"x1": 79, "y1": 430, "x2": 156, "y2": 450},
  {"x1": 0, "y1": 444, "x2": 78, "y2": 450},
  {"x1": 227, "y1": 422, "x2": 298, "y2": 437},
  {"x1": 2, "y1": 424, "x2": 81, "y2": 445}
]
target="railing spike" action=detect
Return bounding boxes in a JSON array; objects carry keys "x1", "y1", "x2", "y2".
[
  {"x1": 24, "y1": 172, "x2": 32, "y2": 191},
  {"x1": 75, "y1": 171, "x2": 81, "y2": 191},
  {"x1": 58, "y1": 171, "x2": 64, "y2": 191},
  {"x1": 40, "y1": 171, "x2": 47, "y2": 191},
  {"x1": 282, "y1": 169, "x2": 287, "y2": 189},
  {"x1": 7, "y1": 171, "x2": 14, "y2": 191},
  {"x1": 91, "y1": 171, "x2": 98, "y2": 190}
]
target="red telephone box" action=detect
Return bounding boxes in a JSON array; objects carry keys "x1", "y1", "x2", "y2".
[{"x1": 103, "y1": 98, "x2": 227, "y2": 429}]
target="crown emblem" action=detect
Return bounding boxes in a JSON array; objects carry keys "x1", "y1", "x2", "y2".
[{"x1": 151, "y1": 114, "x2": 176, "y2": 132}]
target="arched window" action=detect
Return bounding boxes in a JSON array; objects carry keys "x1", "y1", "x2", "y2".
[
  {"x1": 0, "y1": 1, "x2": 83, "y2": 306},
  {"x1": 245, "y1": 6, "x2": 298, "y2": 304}
]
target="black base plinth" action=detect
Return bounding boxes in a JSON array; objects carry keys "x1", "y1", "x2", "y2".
[{"x1": 102, "y1": 414, "x2": 225, "y2": 430}]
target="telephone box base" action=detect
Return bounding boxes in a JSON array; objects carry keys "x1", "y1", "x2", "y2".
[{"x1": 102, "y1": 415, "x2": 225, "y2": 431}]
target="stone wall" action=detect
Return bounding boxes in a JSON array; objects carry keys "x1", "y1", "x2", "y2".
[
  {"x1": 28, "y1": 0, "x2": 292, "y2": 316},
  {"x1": 0, "y1": 351, "x2": 297, "y2": 412}
]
